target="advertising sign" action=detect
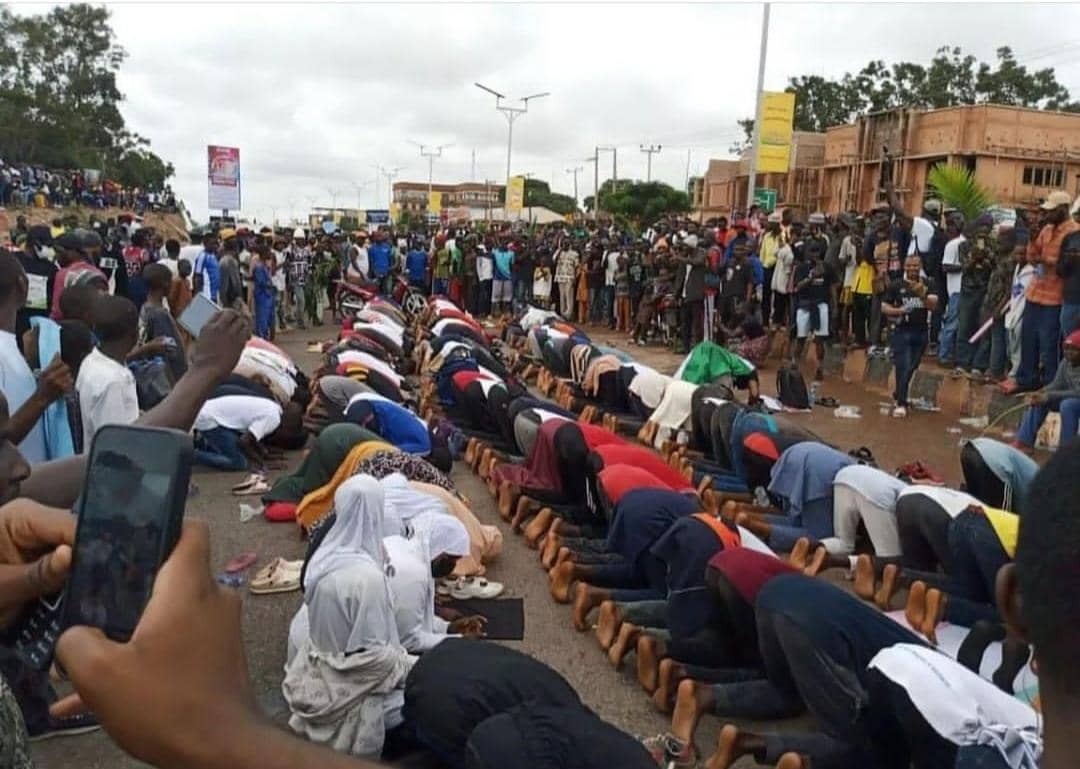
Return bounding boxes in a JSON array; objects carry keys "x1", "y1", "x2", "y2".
[
  {"x1": 507, "y1": 176, "x2": 526, "y2": 213},
  {"x1": 365, "y1": 210, "x2": 390, "y2": 225},
  {"x1": 756, "y1": 92, "x2": 796, "y2": 174},
  {"x1": 207, "y1": 145, "x2": 241, "y2": 211},
  {"x1": 428, "y1": 191, "x2": 443, "y2": 214}
]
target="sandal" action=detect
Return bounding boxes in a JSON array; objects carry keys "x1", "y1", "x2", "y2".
[
  {"x1": 224, "y1": 551, "x2": 259, "y2": 574},
  {"x1": 233, "y1": 479, "x2": 272, "y2": 496},
  {"x1": 249, "y1": 558, "x2": 303, "y2": 594},
  {"x1": 449, "y1": 576, "x2": 504, "y2": 600},
  {"x1": 231, "y1": 473, "x2": 265, "y2": 493}
]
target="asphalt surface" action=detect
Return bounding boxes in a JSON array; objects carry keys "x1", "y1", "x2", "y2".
[{"x1": 30, "y1": 322, "x2": 998, "y2": 768}]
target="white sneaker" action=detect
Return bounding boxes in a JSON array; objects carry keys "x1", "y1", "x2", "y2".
[
  {"x1": 449, "y1": 576, "x2": 504, "y2": 600},
  {"x1": 891, "y1": 405, "x2": 908, "y2": 418}
]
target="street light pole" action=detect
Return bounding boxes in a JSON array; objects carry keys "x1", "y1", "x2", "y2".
[
  {"x1": 746, "y1": 2, "x2": 771, "y2": 212},
  {"x1": 411, "y1": 141, "x2": 453, "y2": 216},
  {"x1": 475, "y1": 83, "x2": 549, "y2": 195},
  {"x1": 380, "y1": 166, "x2": 403, "y2": 212},
  {"x1": 586, "y1": 151, "x2": 599, "y2": 219},
  {"x1": 640, "y1": 143, "x2": 662, "y2": 182},
  {"x1": 566, "y1": 166, "x2": 583, "y2": 210}
]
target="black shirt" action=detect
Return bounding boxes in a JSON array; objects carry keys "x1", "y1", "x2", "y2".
[
  {"x1": 885, "y1": 276, "x2": 936, "y2": 330},
  {"x1": 15, "y1": 251, "x2": 58, "y2": 340},
  {"x1": 794, "y1": 260, "x2": 837, "y2": 307},
  {"x1": 721, "y1": 261, "x2": 752, "y2": 300}
]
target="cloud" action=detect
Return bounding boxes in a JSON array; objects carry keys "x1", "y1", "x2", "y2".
[{"x1": 47, "y1": 1, "x2": 1080, "y2": 223}]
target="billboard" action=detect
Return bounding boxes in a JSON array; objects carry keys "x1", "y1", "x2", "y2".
[
  {"x1": 756, "y1": 92, "x2": 796, "y2": 174},
  {"x1": 427, "y1": 191, "x2": 443, "y2": 214},
  {"x1": 507, "y1": 176, "x2": 525, "y2": 213},
  {"x1": 207, "y1": 145, "x2": 241, "y2": 211}
]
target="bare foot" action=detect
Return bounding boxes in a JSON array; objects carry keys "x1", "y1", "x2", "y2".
[
  {"x1": 652, "y1": 658, "x2": 687, "y2": 713},
  {"x1": 464, "y1": 437, "x2": 480, "y2": 466},
  {"x1": 595, "y1": 600, "x2": 622, "y2": 650},
  {"x1": 905, "y1": 580, "x2": 928, "y2": 630},
  {"x1": 572, "y1": 584, "x2": 606, "y2": 631},
  {"x1": 608, "y1": 622, "x2": 641, "y2": 668},
  {"x1": 497, "y1": 481, "x2": 518, "y2": 521},
  {"x1": 541, "y1": 531, "x2": 563, "y2": 569},
  {"x1": 524, "y1": 508, "x2": 555, "y2": 547},
  {"x1": 549, "y1": 561, "x2": 576, "y2": 603},
  {"x1": 875, "y1": 563, "x2": 900, "y2": 611},
  {"x1": 477, "y1": 448, "x2": 494, "y2": 479},
  {"x1": 853, "y1": 554, "x2": 876, "y2": 601},
  {"x1": 636, "y1": 634, "x2": 663, "y2": 693},
  {"x1": 735, "y1": 512, "x2": 772, "y2": 540},
  {"x1": 802, "y1": 545, "x2": 828, "y2": 577},
  {"x1": 775, "y1": 753, "x2": 807, "y2": 769},
  {"x1": 922, "y1": 588, "x2": 947, "y2": 646},
  {"x1": 511, "y1": 496, "x2": 540, "y2": 532},
  {"x1": 787, "y1": 537, "x2": 811, "y2": 569},
  {"x1": 554, "y1": 546, "x2": 573, "y2": 567},
  {"x1": 704, "y1": 724, "x2": 748, "y2": 769}
]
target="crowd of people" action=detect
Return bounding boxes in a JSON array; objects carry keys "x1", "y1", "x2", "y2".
[
  {"x1": 0, "y1": 159, "x2": 178, "y2": 213},
  {"x1": 0, "y1": 184, "x2": 1076, "y2": 769}
]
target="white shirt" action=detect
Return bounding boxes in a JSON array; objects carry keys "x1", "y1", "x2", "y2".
[
  {"x1": 348, "y1": 246, "x2": 369, "y2": 279},
  {"x1": 604, "y1": 250, "x2": 620, "y2": 286},
  {"x1": 271, "y1": 250, "x2": 287, "y2": 292},
  {"x1": 76, "y1": 348, "x2": 139, "y2": 449},
  {"x1": 907, "y1": 216, "x2": 936, "y2": 257},
  {"x1": 158, "y1": 257, "x2": 179, "y2": 278},
  {"x1": 194, "y1": 395, "x2": 282, "y2": 440},
  {"x1": 384, "y1": 534, "x2": 450, "y2": 653},
  {"x1": 942, "y1": 235, "x2": 966, "y2": 296},
  {"x1": 833, "y1": 465, "x2": 908, "y2": 511},
  {"x1": 178, "y1": 244, "x2": 201, "y2": 269},
  {"x1": 897, "y1": 485, "x2": 980, "y2": 518},
  {"x1": 475, "y1": 252, "x2": 493, "y2": 282},
  {"x1": 839, "y1": 235, "x2": 859, "y2": 288},
  {"x1": 0, "y1": 330, "x2": 47, "y2": 464}
]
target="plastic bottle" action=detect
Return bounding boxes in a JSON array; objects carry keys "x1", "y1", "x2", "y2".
[{"x1": 808, "y1": 382, "x2": 818, "y2": 406}]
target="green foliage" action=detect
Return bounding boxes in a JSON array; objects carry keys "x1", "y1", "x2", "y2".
[
  {"x1": 0, "y1": 3, "x2": 173, "y2": 188},
  {"x1": 523, "y1": 178, "x2": 577, "y2": 216},
  {"x1": 590, "y1": 179, "x2": 690, "y2": 223},
  {"x1": 927, "y1": 163, "x2": 995, "y2": 222},
  {"x1": 737, "y1": 46, "x2": 1080, "y2": 136}
]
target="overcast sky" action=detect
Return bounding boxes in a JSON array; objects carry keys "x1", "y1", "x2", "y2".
[{"x1": 20, "y1": 2, "x2": 1080, "y2": 223}]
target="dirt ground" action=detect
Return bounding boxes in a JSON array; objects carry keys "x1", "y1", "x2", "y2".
[{"x1": 30, "y1": 321, "x2": 994, "y2": 769}]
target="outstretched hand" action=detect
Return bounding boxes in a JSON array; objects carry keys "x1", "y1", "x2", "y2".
[{"x1": 190, "y1": 310, "x2": 250, "y2": 383}]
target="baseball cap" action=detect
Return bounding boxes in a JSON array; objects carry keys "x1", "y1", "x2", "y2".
[
  {"x1": 923, "y1": 199, "x2": 943, "y2": 215},
  {"x1": 1040, "y1": 190, "x2": 1072, "y2": 210},
  {"x1": 218, "y1": 227, "x2": 237, "y2": 240}
]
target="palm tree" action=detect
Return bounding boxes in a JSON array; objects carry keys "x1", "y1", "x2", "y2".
[{"x1": 927, "y1": 163, "x2": 994, "y2": 222}]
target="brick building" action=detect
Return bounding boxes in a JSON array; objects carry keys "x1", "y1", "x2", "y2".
[
  {"x1": 392, "y1": 181, "x2": 505, "y2": 215},
  {"x1": 696, "y1": 103, "x2": 1080, "y2": 219}
]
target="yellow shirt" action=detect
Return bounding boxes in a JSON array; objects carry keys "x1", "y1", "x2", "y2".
[
  {"x1": 852, "y1": 262, "x2": 876, "y2": 295},
  {"x1": 759, "y1": 232, "x2": 782, "y2": 269},
  {"x1": 983, "y1": 507, "x2": 1019, "y2": 558}
]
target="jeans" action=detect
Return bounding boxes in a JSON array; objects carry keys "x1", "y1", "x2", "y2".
[
  {"x1": 761, "y1": 266, "x2": 774, "y2": 324},
  {"x1": 852, "y1": 293, "x2": 872, "y2": 345},
  {"x1": 290, "y1": 282, "x2": 307, "y2": 328},
  {"x1": 890, "y1": 326, "x2": 927, "y2": 407},
  {"x1": 895, "y1": 493, "x2": 953, "y2": 572},
  {"x1": 1016, "y1": 300, "x2": 1061, "y2": 388},
  {"x1": 1016, "y1": 397, "x2": 1080, "y2": 446},
  {"x1": 476, "y1": 279, "x2": 492, "y2": 316},
  {"x1": 955, "y1": 290, "x2": 988, "y2": 370},
  {"x1": 869, "y1": 293, "x2": 884, "y2": 346},
  {"x1": 614, "y1": 599, "x2": 667, "y2": 628},
  {"x1": 760, "y1": 498, "x2": 834, "y2": 552},
  {"x1": 194, "y1": 427, "x2": 248, "y2": 471},
  {"x1": 938, "y1": 291, "x2": 961, "y2": 363},
  {"x1": 587, "y1": 288, "x2": 601, "y2": 322},
  {"x1": 602, "y1": 285, "x2": 615, "y2": 326},
  {"x1": 679, "y1": 299, "x2": 704, "y2": 350},
  {"x1": 987, "y1": 317, "x2": 1008, "y2": 378},
  {"x1": 1061, "y1": 301, "x2": 1080, "y2": 339}
]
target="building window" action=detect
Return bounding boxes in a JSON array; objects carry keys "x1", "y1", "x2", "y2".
[{"x1": 1023, "y1": 165, "x2": 1065, "y2": 187}]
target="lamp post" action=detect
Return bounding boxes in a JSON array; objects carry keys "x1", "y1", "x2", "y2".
[
  {"x1": 640, "y1": 143, "x2": 662, "y2": 182},
  {"x1": 475, "y1": 82, "x2": 549, "y2": 195},
  {"x1": 566, "y1": 166, "x2": 583, "y2": 210}
]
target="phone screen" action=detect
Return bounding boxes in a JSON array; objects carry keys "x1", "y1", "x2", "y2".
[
  {"x1": 62, "y1": 425, "x2": 193, "y2": 641},
  {"x1": 178, "y1": 293, "x2": 221, "y2": 338}
]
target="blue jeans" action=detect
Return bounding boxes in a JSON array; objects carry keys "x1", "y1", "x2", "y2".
[
  {"x1": 890, "y1": 325, "x2": 927, "y2": 406},
  {"x1": 937, "y1": 292, "x2": 960, "y2": 364},
  {"x1": 1061, "y1": 302, "x2": 1080, "y2": 339},
  {"x1": 1017, "y1": 301, "x2": 1061, "y2": 388},
  {"x1": 955, "y1": 290, "x2": 988, "y2": 370},
  {"x1": 587, "y1": 288, "x2": 601, "y2": 321},
  {"x1": 194, "y1": 427, "x2": 248, "y2": 471},
  {"x1": 1016, "y1": 397, "x2": 1080, "y2": 446},
  {"x1": 760, "y1": 498, "x2": 834, "y2": 552},
  {"x1": 602, "y1": 285, "x2": 615, "y2": 325}
]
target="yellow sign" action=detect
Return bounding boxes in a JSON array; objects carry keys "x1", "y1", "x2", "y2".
[
  {"x1": 427, "y1": 191, "x2": 443, "y2": 213},
  {"x1": 507, "y1": 176, "x2": 526, "y2": 213},
  {"x1": 390, "y1": 202, "x2": 401, "y2": 223},
  {"x1": 756, "y1": 91, "x2": 796, "y2": 174}
]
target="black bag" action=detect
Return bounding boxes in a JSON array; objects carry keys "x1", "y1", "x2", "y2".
[
  {"x1": 776, "y1": 365, "x2": 810, "y2": 410},
  {"x1": 129, "y1": 357, "x2": 173, "y2": 410}
]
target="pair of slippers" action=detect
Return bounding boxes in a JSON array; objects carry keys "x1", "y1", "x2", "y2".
[
  {"x1": 437, "y1": 576, "x2": 504, "y2": 600},
  {"x1": 249, "y1": 557, "x2": 304, "y2": 594},
  {"x1": 232, "y1": 473, "x2": 270, "y2": 496}
]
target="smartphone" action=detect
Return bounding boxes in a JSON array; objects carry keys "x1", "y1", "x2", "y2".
[
  {"x1": 60, "y1": 425, "x2": 193, "y2": 642},
  {"x1": 178, "y1": 292, "x2": 221, "y2": 337},
  {"x1": 13, "y1": 426, "x2": 193, "y2": 669}
]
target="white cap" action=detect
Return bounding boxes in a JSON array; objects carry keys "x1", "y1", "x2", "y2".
[{"x1": 293, "y1": 227, "x2": 306, "y2": 239}]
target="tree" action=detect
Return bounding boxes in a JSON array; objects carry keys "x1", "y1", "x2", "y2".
[
  {"x1": 523, "y1": 178, "x2": 577, "y2": 216},
  {"x1": 0, "y1": 3, "x2": 174, "y2": 188},
  {"x1": 927, "y1": 163, "x2": 995, "y2": 222},
  {"x1": 589, "y1": 180, "x2": 690, "y2": 222},
  {"x1": 737, "y1": 45, "x2": 1080, "y2": 138}
]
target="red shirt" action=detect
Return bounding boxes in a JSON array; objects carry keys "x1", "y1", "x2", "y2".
[
  {"x1": 707, "y1": 548, "x2": 797, "y2": 602},
  {"x1": 594, "y1": 443, "x2": 694, "y2": 491}
]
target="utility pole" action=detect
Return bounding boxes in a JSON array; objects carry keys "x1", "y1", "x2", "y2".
[
  {"x1": 471, "y1": 149, "x2": 476, "y2": 182},
  {"x1": 410, "y1": 141, "x2": 452, "y2": 217},
  {"x1": 380, "y1": 166, "x2": 403, "y2": 212},
  {"x1": 685, "y1": 148, "x2": 692, "y2": 192},
  {"x1": 475, "y1": 82, "x2": 550, "y2": 195},
  {"x1": 745, "y1": 2, "x2": 771, "y2": 212},
  {"x1": 566, "y1": 166, "x2": 583, "y2": 210},
  {"x1": 640, "y1": 144, "x2": 662, "y2": 182},
  {"x1": 587, "y1": 150, "x2": 599, "y2": 219},
  {"x1": 598, "y1": 146, "x2": 616, "y2": 199}
]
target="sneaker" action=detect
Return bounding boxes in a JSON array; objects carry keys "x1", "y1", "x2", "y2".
[
  {"x1": 642, "y1": 734, "x2": 696, "y2": 768},
  {"x1": 891, "y1": 405, "x2": 908, "y2": 418},
  {"x1": 448, "y1": 576, "x2": 504, "y2": 600},
  {"x1": 951, "y1": 367, "x2": 968, "y2": 379},
  {"x1": 28, "y1": 714, "x2": 101, "y2": 742}
]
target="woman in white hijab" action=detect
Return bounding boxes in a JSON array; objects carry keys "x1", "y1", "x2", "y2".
[
  {"x1": 384, "y1": 511, "x2": 472, "y2": 652},
  {"x1": 282, "y1": 475, "x2": 415, "y2": 759}
]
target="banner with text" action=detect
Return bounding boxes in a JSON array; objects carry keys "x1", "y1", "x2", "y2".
[
  {"x1": 756, "y1": 92, "x2": 796, "y2": 174},
  {"x1": 207, "y1": 145, "x2": 241, "y2": 211},
  {"x1": 507, "y1": 176, "x2": 525, "y2": 213}
]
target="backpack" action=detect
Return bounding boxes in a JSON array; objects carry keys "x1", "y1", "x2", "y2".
[{"x1": 776, "y1": 365, "x2": 810, "y2": 410}]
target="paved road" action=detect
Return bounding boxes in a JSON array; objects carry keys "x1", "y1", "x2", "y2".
[{"x1": 31, "y1": 324, "x2": 989, "y2": 768}]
